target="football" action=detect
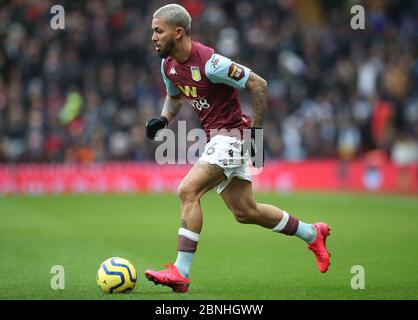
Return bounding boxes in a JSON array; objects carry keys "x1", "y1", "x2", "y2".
[{"x1": 97, "y1": 257, "x2": 137, "y2": 293}]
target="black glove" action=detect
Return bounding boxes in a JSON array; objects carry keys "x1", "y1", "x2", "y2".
[
  {"x1": 242, "y1": 127, "x2": 265, "y2": 168},
  {"x1": 145, "y1": 116, "x2": 168, "y2": 140}
]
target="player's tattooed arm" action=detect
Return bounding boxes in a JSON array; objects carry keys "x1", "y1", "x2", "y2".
[
  {"x1": 162, "y1": 94, "x2": 184, "y2": 122},
  {"x1": 245, "y1": 72, "x2": 268, "y2": 127}
]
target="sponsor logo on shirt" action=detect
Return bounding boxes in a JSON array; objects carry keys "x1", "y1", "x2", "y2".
[
  {"x1": 169, "y1": 67, "x2": 177, "y2": 75},
  {"x1": 178, "y1": 85, "x2": 198, "y2": 97},
  {"x1": 177, "y1": 85, "x2": 211, "y2": 111},
  {"x1": 191, "y1": 66, "x2": 201, "y2": 82},
  {"x1": 187, "y1": 97, "x2": 211, "y2": 111},
  {"x1": 228, "y1": 63, "x2": 245, "y2": 81}
]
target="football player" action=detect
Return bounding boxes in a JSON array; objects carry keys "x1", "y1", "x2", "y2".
[{"x1": 145, "y1": 4, "x2": 331, "y2": 293}]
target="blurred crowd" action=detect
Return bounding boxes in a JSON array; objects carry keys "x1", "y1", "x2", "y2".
[{"x1": 0, "y1": 0, "x2": 417, "y2": 165}]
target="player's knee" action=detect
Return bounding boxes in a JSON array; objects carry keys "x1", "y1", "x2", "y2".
[
  {"x1": 231, "y1": 206, "x2": 257, "y2": 224},
  {"x1": 177, "y1": 182, "x2": 200, "y2": 204},
  {"x1": 234, "y1": 212, "x2": 252, "y2": 224}
]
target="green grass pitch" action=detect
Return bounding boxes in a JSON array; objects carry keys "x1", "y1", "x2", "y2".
[{"x1": 1, "y1": 191, "x2": 417, "y2": 300}]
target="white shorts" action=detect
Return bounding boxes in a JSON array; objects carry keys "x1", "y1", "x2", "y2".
[{"x1": 199, "y1": 135, "x2": 252, "y2": 194}]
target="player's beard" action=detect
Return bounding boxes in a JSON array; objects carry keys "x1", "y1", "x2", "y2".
[{"x1": 158, "y1": 38, "x2": 175, "y2": 59}]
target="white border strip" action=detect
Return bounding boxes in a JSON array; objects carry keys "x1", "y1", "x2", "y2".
[
  {"x1": 179, "y1": 227, "x2": 200, "y2": 242},
  {"x1": 272, "y1": 211, "x2": 289, "y2": 232}
]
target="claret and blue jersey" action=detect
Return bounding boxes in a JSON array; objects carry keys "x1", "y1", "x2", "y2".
[{"x1": 161, "y1": 41, "x2": 252, "y2": 138}]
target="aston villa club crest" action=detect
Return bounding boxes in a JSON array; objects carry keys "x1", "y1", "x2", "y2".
[{"x1": 191, "y1": 66, "x2": 201, "y2": 81}]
